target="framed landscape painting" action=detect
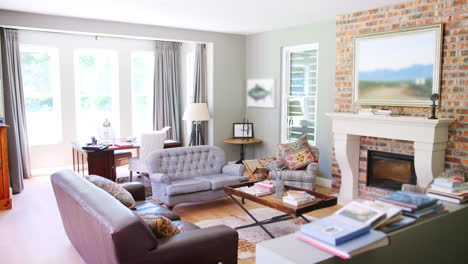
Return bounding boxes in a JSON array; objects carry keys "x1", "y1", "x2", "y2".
[{"x1": 353, "y1": 24, "x2": 443, "y2": 106}]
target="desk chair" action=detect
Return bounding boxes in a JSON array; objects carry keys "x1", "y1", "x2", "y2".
[{"x1": 129, "y1": 129, "x2": 168, "y2": 182}]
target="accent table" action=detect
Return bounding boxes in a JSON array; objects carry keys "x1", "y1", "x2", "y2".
[{"x1": 223, "y1": 137, "x2": 261, "y2": 164}]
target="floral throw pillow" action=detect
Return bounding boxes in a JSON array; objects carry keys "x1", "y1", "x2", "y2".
[
  {"x1": 283, "y1": 148, "x2": 315, "y2": 170},
  {"x1": 277, "y1": 134, "x2": 310, "y2": 162},
  {"x1": 86, "y1": 175, "x2": 136, "y2": 209},
  {"x1": 138, "y1": 214, "x2": 185, "y2": 238},
  {"x1": 257, "y1": 157, "x2": 277, "y2": 168}
]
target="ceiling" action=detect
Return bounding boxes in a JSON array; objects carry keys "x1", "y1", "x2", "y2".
[{"x1": 0, "y1": 0, "x2": 409, "y2": 35}]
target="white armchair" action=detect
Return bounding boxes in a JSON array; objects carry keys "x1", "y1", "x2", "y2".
[{"x1": 129, "y1": 130, "x2": 167, "y2": 181}]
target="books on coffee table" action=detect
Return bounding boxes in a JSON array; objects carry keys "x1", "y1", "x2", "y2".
[
  {"x1": 236, "y1": 186, "x2": 273, "y2": 197},
  {"x1": 283, "y1": 191, "x2": 315, "y2": 206}
]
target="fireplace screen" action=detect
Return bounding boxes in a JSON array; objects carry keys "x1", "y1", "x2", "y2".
[{"x1": 367, "y1": 150, "x2": 416, "y2": 191}]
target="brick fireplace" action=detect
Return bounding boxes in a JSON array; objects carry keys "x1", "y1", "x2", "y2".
[
  {"x1": 327, "y1": 113, "x2": 454, "y2": 203},
  {"x1": 332, "y1": 0, "x2": 467, "y2": 203}
]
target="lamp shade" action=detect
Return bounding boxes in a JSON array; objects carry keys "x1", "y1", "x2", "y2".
[
  {"x1": 182, "y1": 103, "x2": 211, "y2": 121},
  {"x1": 288, "y1": 100, "x2": 304, "y2": 117}
]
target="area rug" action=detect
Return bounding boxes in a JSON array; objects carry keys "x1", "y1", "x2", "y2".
[{"x1": 195, "y1": 207, "x2": 316, "y2": 260}]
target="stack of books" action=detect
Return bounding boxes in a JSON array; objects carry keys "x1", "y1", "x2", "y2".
[
  {"x1": 376, "y1": 191, "x2": 448, "y2": 228},
  {"x1": 296, "y1": 201, "x2": 389, "y2": 259},
  {"x1": 253, "y1": 180, "x2": 276, "y2": 192},
  {"x1": 360, "y1": 200, "x2": 403, "y2": 229},
  {"x1": 426, "y1": 178, "x2": 468, "y2": 204},
  {"x1": 236, "y1": 185, "x2": 273, "y2": 196},
  {"x1": 282, "y1": 190, "x2": 315, "y2": 206},
  {"x1": 236, "y1": 180, "x2": 276, "y2": 197}
]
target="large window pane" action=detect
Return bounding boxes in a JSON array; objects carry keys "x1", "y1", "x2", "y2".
[
  {"x1": 131, "y1": 52, "x2": 154, "y2": 136},
  {"x1": 282, "y1": 44, "x2": 318, "y2": 144},
  {"x1": 20, "y1": 45, "x2": 62, "y2": 145},
  {"x1": 75, "y1": 49, "x2": 119, "y2": 140}
]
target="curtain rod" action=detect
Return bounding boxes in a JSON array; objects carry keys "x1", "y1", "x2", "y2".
[{"x1": 0, "y1": 25, "x2": 207, "y2": 45}]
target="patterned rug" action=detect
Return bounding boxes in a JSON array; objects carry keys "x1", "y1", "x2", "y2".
[{"x1": 195, "y1": 207, "x2": 315, "y2": 260}]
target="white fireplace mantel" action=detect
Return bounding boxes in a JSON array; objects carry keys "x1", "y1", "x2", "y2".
[{"x1": 327, "y1": 113, "x2": 455, "y2": 204}]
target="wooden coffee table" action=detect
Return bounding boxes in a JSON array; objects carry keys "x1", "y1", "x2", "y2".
[{"x1": 224, "y1": 182, "x2": 337, "y2": 238}]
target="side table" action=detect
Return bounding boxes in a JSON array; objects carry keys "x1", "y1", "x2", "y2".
[{"x1": 223, "y1": 138, "x2": 261, "y2": 164}]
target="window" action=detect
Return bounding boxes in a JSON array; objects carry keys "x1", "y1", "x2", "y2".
[
  {"x1": 74, "y1": 49, "x2": 119, "y2": 139},
  {"x1": 131, "y1": 52, "x2": 154, "y2": 136},
  {"x1": 281, "y1": 44, "x2": 319, "y2": 144},
  {"x1": 20, "y1": 45, "x2": 62, "y2": 145}
]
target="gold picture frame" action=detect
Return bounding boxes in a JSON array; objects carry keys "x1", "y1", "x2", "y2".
[{"x1": 353, "y1": 24, "x2": 443, "y2": 107}]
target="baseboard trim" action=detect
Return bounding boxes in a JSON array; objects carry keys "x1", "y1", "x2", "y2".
[{"x1": 315, "y1": 177, "x2": 332, "y2": 188}]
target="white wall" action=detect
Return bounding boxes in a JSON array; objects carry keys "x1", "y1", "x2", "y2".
[
  {"x1": 245, "y1": 20, "x2": 336, "y2": 179},
  {"x1": 0, "y1": 9, "x2": 246, "y2": 166}
]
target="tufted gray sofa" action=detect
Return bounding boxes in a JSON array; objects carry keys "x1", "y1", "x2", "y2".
[{"x1": 147, "y1": 146, "x2": 248, "y2": 207}]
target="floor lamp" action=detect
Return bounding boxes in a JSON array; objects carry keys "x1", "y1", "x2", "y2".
[{"x1": 182, "y1": 103, "x2": 211, "y2": 146}]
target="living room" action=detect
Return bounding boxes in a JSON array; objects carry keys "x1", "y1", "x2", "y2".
[{"x1": 0, "y1": 0, "x2": 467, "y2": 263}]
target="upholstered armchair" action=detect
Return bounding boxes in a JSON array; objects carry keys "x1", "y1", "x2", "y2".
[{"x1": 269, "y1": 144, "x2": 319, "y2": 191}]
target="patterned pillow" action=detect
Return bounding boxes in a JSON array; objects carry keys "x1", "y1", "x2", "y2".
[
  {"x1": 257, "y1": 157, "x2": 277, "y2": 168},
  {"x1": 283, "y1": 148, "x2": 315, "y2": 170},
  {"x1": 138, "y1": 214, "x2": 185, "y2": 238},
  {"x1": 86, "y1": 175, "x2": 136, "y2": 209},
  {"x1": 277, "y1": 134, "x2": 310, "y2": 162}
]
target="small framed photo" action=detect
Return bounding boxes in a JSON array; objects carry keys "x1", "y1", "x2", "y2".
[{"x1": 233, "y1": 123, "x2": 254, "y2": 138}]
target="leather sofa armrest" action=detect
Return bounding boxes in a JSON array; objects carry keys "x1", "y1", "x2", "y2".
[
  {"x1": 151, "y1": 225, "x2": 238, "y2": 264},
  {"x1": 121, "y1": 182, "x2": 146, "y2": 201},
  {"x1": 222, "y1": 163, "x2": 245, "y2": 176},
  {"x1": 150, "y1": 173, "x2": 171, "y2": 184}
]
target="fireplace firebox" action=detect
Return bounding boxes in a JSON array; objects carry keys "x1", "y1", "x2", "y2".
[{"x1": 367, "y1": 150, "x2": 416, "y2": 191}]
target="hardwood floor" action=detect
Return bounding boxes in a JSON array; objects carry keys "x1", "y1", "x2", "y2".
[{"x1": 0, "y1": 172, "x2": 338, "y2": 264}]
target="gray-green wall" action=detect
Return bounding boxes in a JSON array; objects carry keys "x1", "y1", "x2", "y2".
[{"x1": 245, "y1": 20, "x2": 336, "y2": 179}]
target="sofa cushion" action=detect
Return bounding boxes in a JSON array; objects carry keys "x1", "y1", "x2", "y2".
[
  {"x1": 86, "y1": 175, "x2": 136, "y2": 209},
  {"x1": 137, "y1": 214, "x2": 185, "y2": 238},
  {"x1": 197, "y1": 175, "x2": 249, "y2": 190},
  {"x1": 172, "y1": 220, "x2": 200, "y2": 232},
  {"x1": 166, "y1": 178, "x2": 211, "y2": 195},
  {"x1": 134, "y1": 201, "x2": 180, "y2": 221}
]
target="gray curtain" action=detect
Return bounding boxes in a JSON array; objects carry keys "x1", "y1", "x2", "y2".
[
  {"x1": 0, "y1": 28, "x2": 31, "y2": 194},
  {"x1": 153, "y1": 41, "x2": 181, "y2": 141},
  {"x1": 193, "y1": 43, "x2": 208, "y2": 143}
]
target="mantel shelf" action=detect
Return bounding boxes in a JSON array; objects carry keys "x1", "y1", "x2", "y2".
[{"x1": 326, "y1": 113, "x2": 455, "y2": 125}]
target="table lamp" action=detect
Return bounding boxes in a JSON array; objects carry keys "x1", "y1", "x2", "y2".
[{"x1": 182, "y1": 103, "x2": 211, "y2": 146}]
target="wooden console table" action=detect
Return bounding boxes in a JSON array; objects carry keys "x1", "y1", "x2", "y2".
[
  {"x1": 256, "y1": 202, "x2": 468, "y2": 263},
  {"x1": 72, "y1": 140, "x2": 182, "y2": 181},
  {"x1": 0, "y1": 125, "x2": 11, "y2": 210},
  {"x1": 223, "y1": 138, "x2": 261, "y2": 164}
]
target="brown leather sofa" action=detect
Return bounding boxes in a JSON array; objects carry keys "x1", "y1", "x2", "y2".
[{"x1": 51, "y1": 169, "x2": 238, "y2": 264}]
